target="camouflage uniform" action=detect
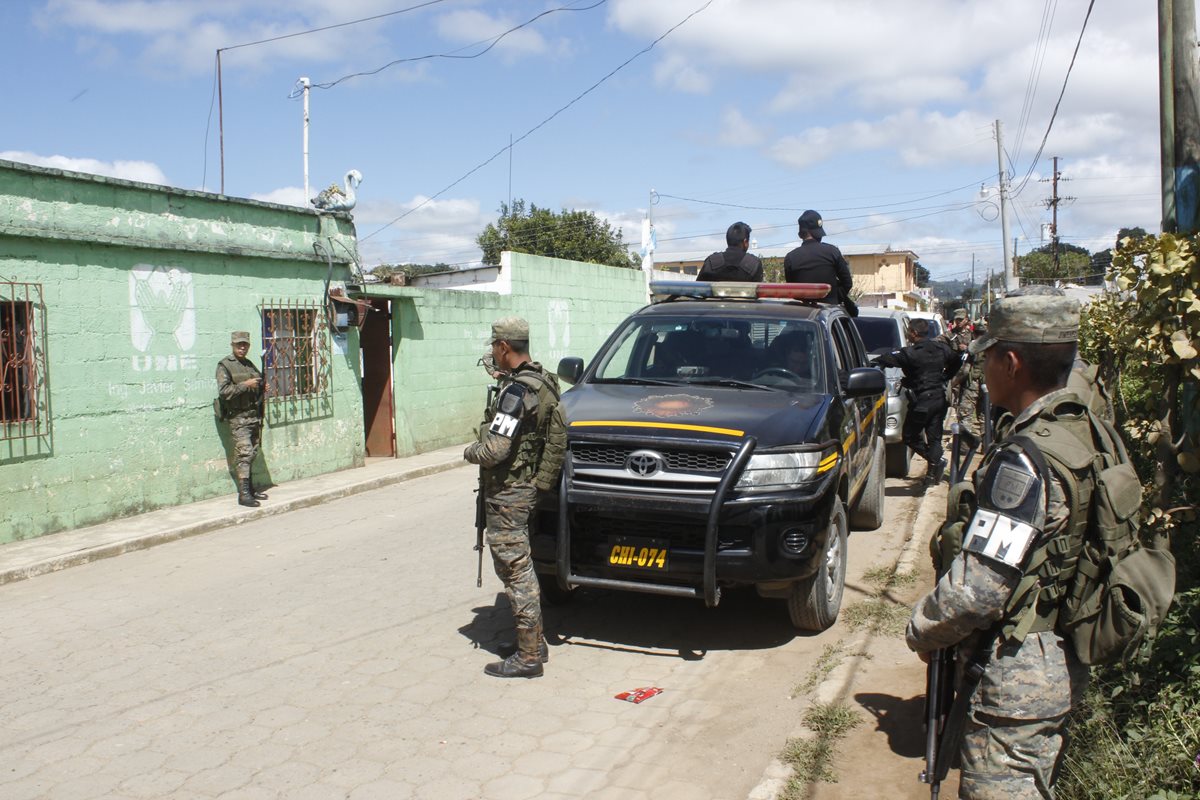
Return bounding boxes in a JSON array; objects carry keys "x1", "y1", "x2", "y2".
[
  {"x1": 955, "y1": 348, "x2": 985, "y2": 437},
  {"x1": 216, "y1": 331, "x2": 266, "y2": 506},
  {"x1": 908, "y1": 297, "x2": 1091, "y2": 799},
  {"x1": 465, "y1": 317, "x2": 567, "y2": 678}
]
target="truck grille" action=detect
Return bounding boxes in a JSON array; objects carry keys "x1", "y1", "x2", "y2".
[
  {"x1": 573, "y1": 514, "x2": 752, "y2": 551},
  {"x1": 572, "y1": 444, "x2": 730, "y2": 473},
  {"x1": 570, "y1": 442, "x2": 735, "y2": 496}
]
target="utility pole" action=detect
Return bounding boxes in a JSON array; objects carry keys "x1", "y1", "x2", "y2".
[
  {"x1": 1040, "y1": 156, "x2": 1075, "y2": 272},
  {"x1": 994, "y1": 120, "x2": 1016, "y2": 290},
  {"x1": 1159, "y1": 0, "x2": 1200, "y2": 233},
  {"x1": 300, "y1": 77, "x2": 311, "y2": 203}
]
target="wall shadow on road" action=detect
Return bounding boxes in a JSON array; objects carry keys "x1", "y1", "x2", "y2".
[{"x1": 854, "y1": 691, "x2": 927, "y2": 758}]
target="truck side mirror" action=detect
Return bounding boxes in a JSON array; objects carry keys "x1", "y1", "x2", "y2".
[
  {"x1": 845, "y1": 367, "x2": 885, "y2": 397},
  {"x1": 557, "y1": 357, "x2": 584, "y2": 385}
]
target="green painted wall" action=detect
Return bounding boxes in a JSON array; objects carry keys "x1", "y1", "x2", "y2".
[
  {"x1": 364, "y1": 252, "x2": 650, "y2": 457},
  {"x1": 0, "y1": 160, "x2": 365, "y2": 542}
]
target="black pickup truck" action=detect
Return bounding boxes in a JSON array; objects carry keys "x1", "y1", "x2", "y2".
[{"x1": 534, "y1": 282, "x2": 887, "y2": 631}]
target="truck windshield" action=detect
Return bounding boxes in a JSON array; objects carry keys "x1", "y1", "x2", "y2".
[{"x1": 591, "y1": 316, "x2": 825, "y2": 390}]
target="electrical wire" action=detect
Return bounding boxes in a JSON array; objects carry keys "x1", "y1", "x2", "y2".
[
  {"x1": 202, "y1": 51, "x2": 218, "y2": 191},
  {"x1": 219, "y1": 0, "x2": 451, "y2": 54},
  {"x1": 300, "y1": 1, "x2": 607, "y2": 92},
  {"x1": 1011, "y1": 0, "x2": 1096, "y2": 199},
  {"x1": 1012, "y1": 0, "x2": 1058, "y2": 167},
  {"x1": 360, "y1": 0, "x2": 716, "y2": 243}
]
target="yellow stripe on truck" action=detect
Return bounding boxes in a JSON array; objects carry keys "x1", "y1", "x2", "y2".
[{"x1": 570, "y1": 420, "x2": 745, "y2": 437}]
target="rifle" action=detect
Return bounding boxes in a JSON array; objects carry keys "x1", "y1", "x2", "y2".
[
  {"x1": 473, "y1": 383, "x2": 502, "y2": 588},
  {"x1": 920, "y1": 647, "x2": 956, "y2": 798},
  {"x1": 947, "y1": 423, "x2": 980, "y2": 485},
  {"x1": 474, "y1": 471, "x2": 485, "y2": 588}
]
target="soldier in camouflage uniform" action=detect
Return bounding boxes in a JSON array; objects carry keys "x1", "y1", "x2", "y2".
[
  {"x1": 954, "y1": 325, "x2": 987, "y2": 438},
  {"x1": 907, "y1": 295, "x2": 1092, "y2": 798},
  {"x1": 465, "y1": 317, "x2": 567, "y2": 679},
  {"x1": 216, "y1": 331, "x2": 269, "y2": 508}
]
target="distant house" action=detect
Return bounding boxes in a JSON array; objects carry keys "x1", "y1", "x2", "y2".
[
  {"x1": 845, "y1": 250, "x2": 929, "y2": 310},
  {"x1": 653, "y1": 259, "x2": 703, "y2": 276}
]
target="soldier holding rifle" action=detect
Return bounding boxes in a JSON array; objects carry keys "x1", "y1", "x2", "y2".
[
  {"x1": 464, "y1": 317, "x2": 566, "y2": 679},
  {"x1": 908, "y1": 295, "x2": 1092, "y2": 798}
]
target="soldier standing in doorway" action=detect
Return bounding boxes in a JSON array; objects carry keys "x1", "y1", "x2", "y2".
[
  {"x1": 465, "y1": 317, "x2": 566, "y2": 678},
  {"x1": 215, "y1": 331, "x2": 268, "y2": 508}
]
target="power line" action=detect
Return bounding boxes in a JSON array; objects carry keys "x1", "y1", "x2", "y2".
[
  {"x1": 301, "y1": 1, "x2": 607, "y2": 92},
  {"x1": 1011, "y1": 0, "x2": 1096, "y2": 199},
  {"x1": 1012, "y1": 0, "x2": 1058, "y2": 166},
  {"x1": 219, "y1": 0, "x2": 450, "y2": 53},
  {"x1": 360, "y1": 0, "x2": 716, "y2": 243}
]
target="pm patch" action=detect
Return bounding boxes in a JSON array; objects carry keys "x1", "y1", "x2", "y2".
[
  {"x1": 488, "y1": 412, "x2": 520, "y2": 438},
  {"x1": 962, "y1": 508, "x2": 1038, "y2": 569}
]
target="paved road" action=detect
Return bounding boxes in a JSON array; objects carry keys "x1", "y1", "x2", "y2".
[{"x1": 0, "y1": 465, "x2": 926, "y2": 800}]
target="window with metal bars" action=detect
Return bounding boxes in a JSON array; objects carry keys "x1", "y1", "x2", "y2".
[
  {"x1": 260, "y1": 301, "x2": 328, "y2": 400},
  {"x1": 1, "y1": 282, "x2": 49, "y2": 441}
]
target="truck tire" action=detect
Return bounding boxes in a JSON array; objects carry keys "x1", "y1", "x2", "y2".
[
  {"x1": 788, "y1": 502, "x2": 848, "y2": 631},
  {"x1": 850, "y1": 437, "x2": 886, "y2": 531},
  {"x1": 885, "y1": 441, "x2": 911, "y2": 478}
]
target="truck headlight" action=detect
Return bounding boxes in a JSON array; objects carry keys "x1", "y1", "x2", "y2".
[{"x1": 735, "y1": 448, "x2": 839, "y2": 493}]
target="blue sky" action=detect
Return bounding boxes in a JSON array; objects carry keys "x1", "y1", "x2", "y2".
[{"x1": 2, "y1": 0, "x2": 1165, "y2": 282}]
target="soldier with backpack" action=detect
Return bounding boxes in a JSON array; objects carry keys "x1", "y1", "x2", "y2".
[
  {"x1": 465, "y1": 317, "x2": 567, "y2": 679},
  {"x1": 907, "y1": 294, "x2": 1175, "y2": 798}
]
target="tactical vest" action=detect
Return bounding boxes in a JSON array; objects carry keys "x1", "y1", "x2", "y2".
[
  {"x1": 217, "y1": 356, "x2": 263, "y2": 420},
  {"x1": 483, "y1": 364, "x2": 567, "y2": 491}
]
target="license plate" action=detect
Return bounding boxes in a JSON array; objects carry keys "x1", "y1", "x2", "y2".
[{"x1": 607, "y1": 536, "x2": 670, "y2": 571}]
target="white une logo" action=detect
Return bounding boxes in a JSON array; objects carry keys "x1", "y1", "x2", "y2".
[{"x1": 129, "y1": 265, "x2": 195, "y2": 353}]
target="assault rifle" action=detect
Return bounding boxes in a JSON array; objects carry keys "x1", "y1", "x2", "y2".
[
  {"x1": 920, "y1": 647, "x2": 956, "y2": 798},
  {"x1": 947, "y1": 422, "x2": 981, "y2": 485},
  {"x1": 473, "y1": 382, "x2": 503, "y2": 587}
]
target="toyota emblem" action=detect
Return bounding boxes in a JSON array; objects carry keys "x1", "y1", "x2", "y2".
[{"x1": 625, "y1": 450, "x2": 665, "y2": 477}]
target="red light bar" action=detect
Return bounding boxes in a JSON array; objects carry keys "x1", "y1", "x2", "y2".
[{"x1": 756, "y1": 283, "x2": 831, "y2": 300}]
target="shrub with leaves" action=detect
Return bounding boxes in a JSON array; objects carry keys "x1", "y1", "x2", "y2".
[{"x1": 1060, "y1": 233, "x2": 1200, "y2": 799}]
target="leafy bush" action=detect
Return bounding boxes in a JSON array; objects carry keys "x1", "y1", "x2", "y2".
[{"x1": 1058, "y1": 234, "x2": 1200, "y2": 799}]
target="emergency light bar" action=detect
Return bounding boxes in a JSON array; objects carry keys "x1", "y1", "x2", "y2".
[{"x1": 649, "y1": 281, "x2": 832, "y2": 304}]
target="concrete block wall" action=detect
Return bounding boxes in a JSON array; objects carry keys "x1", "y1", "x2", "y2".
[
  {"x1": 0, "y1": 160, "x2": 365, "y2": 542},
  {"x1": 367, "y1": 252, "x2": 649, "y2": 457}
]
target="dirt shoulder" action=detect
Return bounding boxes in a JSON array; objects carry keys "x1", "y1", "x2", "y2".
[{"x1": 758, "y1": 477, "x2": 961, "y2": 800}]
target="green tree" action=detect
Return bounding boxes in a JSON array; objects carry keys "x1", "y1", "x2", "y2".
[
  {"x1": 1017, "y1": 242, "x2": 1094, "y2": 284},
  {"x1": 914, "y1": 261, "x2": 930, "y2": 288},
  {"x1": 476, "y1": 199, "x2": 639, "y2": 269}
]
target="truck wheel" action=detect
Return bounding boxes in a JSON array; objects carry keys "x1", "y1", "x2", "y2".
[
  {"x1": 850, "y1": 437, "x2": 886, "y2": 531},
  {"x1": 885, "y1": 442, "x2": 911, "y2": 478},
  {"x1": 538, "y1": 574, "x2": 575, "y2": 606},
  {"x1": 788, "y1": 502, "x2": 848, "y2": 631}
]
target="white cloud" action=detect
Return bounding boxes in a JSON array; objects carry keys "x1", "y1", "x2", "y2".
[
  {"x1": 249, "y1": 186, "x2": 308, "y2": 207},
  {"x1": 0, "y1": 150, "x2": 170, "y2": 184},
  {"x1": 717, "y1": 107, "x2": 765, "y2": 147},
  {"x1": 435, "y1": 9, "x2": 550, "y2": 58},
  {"x1": 654, "y1": 52, "x2": 710, "y2": 94},
  {"x1": 354, "y1": 194, "x2": 489, "y2": 268}
]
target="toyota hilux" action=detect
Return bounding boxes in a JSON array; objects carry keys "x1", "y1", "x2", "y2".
[{"x1": 534, "y1": 281, "x2": 887, "y2": 631}]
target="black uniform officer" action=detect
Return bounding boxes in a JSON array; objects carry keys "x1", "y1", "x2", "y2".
[
  {"x1": 876, "y1": 317, "x2": 963, "y2": 484},
  {"x1": 782, "y1": 210, "x2": 853, "y2": 309},
  {"x1": 697, "y1": 221, "x2": 763, "y2": 282}
]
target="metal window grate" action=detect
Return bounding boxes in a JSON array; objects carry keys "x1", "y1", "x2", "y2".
[
  {"x1": 1, "y1": 281, "x2": 49, "y2": 442},
  {"x1": 259, "y1": 300, "x2": 329, "y2": 401}
]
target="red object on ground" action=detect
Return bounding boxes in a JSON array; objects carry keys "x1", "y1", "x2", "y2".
[{"x1": 614, "y1": 687, "x2": 663, "y2": 704}]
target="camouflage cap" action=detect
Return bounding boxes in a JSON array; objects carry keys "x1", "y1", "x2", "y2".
[
  {"x1": 952, "y1": 309, "x2": 969, "y2": 320},
  {"x1": 490, "y1": 316, "x2": 529, "y2": 343},
  {"x1": 231, "y1": 331, "x2": 251, "y2": 344},
  {"x1": 969, "y1": 295, "x2": 1079, "y2": 355}
]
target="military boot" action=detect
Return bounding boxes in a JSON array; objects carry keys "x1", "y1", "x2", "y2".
[
  {"x1": 497, "y1": 629, "x2": 550, "y2": 663},
  {"x1": 248, "y1": 477, "x2": 269, "y2": 501},
  {"x1": 237, "y1": 478, "x2": 260, "y2": 508},
  {"x1": 484, "y1": 628, "x2": 544, "y2": 678}
]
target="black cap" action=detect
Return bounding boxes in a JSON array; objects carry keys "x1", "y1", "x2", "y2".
[{"x1": 797, "y1": 210, "x2": 826, "y2": 239}]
